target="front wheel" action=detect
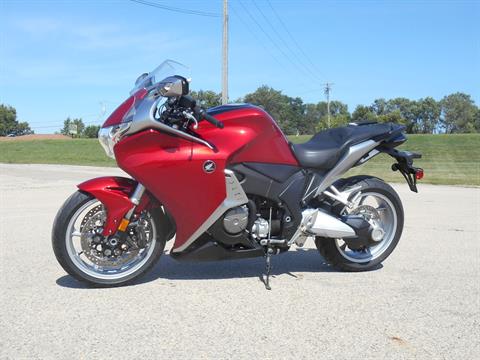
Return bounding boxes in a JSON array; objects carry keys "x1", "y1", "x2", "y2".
[
  {"x1": 315, "y1": 176, "x2": 404, "y2": 271},
  {"x1": 52, "y1": 191, "x2": 167, "y2": 286}
]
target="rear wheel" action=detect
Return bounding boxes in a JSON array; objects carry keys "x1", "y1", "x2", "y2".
[
  {"x1": 52, "y1": 191, "x2": 167, "y2": 286},
  {"x1": 315, "y1": 176, "x2": 404, "y2": 271}
]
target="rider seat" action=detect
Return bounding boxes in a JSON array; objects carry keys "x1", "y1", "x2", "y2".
[{"x1": 291, "y1": 123, "x2": 403, "y2": 170}]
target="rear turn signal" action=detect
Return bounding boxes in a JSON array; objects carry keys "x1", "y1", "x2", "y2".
[{"x1": 415, "y1": 168, "x2": 424, "y2": 180}]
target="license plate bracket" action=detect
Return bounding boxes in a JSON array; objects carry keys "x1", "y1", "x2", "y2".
[{"x1": 382, "y1": 148, "x2": 423, "y2": 192}]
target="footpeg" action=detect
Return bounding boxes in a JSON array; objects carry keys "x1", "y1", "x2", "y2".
[{"x1": 259, "y1": 239, "x2": 286, "y2": 246}]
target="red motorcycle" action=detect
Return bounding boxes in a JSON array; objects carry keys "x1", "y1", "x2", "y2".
[{"x1": 52, "y1": 60, "x2": 423, "y2": 289}]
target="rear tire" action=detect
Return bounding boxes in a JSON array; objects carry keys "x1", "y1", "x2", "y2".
[
  {"x1": 52, "y1": 191, "x2": 167, "y2": 286},
  {"x1": 315, "y1": 176, "x2": 404, "y2": 272}
]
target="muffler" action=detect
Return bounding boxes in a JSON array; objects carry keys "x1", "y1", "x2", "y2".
[
  {"x1": 307, "y1": 209, "x2": 357, "y2": 238},
  {"x1": 299, "y1": 209, "x2": 383, "y2": 250},
  {"x1": 292, "y1": 209, "x2": 379, "y2": 247}
]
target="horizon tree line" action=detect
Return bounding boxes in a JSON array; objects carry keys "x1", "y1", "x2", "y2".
[
  {"x1": 1, "y1": 89, "x2": 479, "y2": 137},
  {"x1": 193, "y1": 88, "x2": 480, "y2": 135}
]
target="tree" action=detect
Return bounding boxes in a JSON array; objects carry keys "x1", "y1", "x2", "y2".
[
  {"x1": 370, "y1": 98, "x2": 389, "y2": 116},
  {"x1": 177, "y1": 88, "x2": 479, "y2": 135},
  {"x1": 243, "y1": 85, "x2": 288, "y2": 128},
  {"x1": 84, "y1": 125, "x2": 100, "y2": 138},
  {"x1": 377, "y1": 109, "x2": 405, "y2": 125},
  {"x1": 61, "y1": 117, "x2": 85, "y2": 137},
  {"x1": 351, "y1": 105, "x2": 377, "y2": 123},
  {"x1": 0, "y1": 104, "x2": 33, "y2": 136},
  {"x1": 281, "y1": 96, "x2": 305, "y2": 135},
  {"x1": 385, "y1": 98, "x2": 418, "y2": 133},
  {"x1": 243, "y1": 86, "x2": 306, "y2": 135},
  {"x1": 190, "y1": 90, "x2": 222, "y2": 109},
  {"x1": 475, "y1": 108, "x2": 480, "y2": 132},
  {"x1": 353, "y1": 98, "x2": 424, "y2": 133},
  {"x1": 440, "y1": 93, "x2": 478, "y2": 133},
  {"x1": 416, "y1": 97, "x2": 441, "y2": 134},
  {"x1": 315, "y1": 101, "x2": 351, "y2": 130},
  {"x1": 303, "y1": 103, "x2": 322, "y2": 134}
]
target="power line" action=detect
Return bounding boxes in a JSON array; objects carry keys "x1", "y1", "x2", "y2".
[
  {"x1": 229, "y1": 4, "x2": 286, "y2": 70},
  {"x1": 237, "y1": 0, "x2": 314, "y2": 81},
  {"x1": 128, "y1": 0, "x2": 220, "y2": 18},
  {"x1": 230, "y1": 3, "x2": 314, "y2": 92},
  {"x1": 266, "y1": 0, "x2": 326, "y2": 80},
  {"x1": 250, "y1": 1, "x2": 323, "y2": 83}
]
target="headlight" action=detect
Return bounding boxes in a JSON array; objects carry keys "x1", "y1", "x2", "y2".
[{"x1": 98, "y1": 122, "x2": 131, "y2": 159}]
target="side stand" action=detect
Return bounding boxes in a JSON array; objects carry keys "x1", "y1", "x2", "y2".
[{"x1": 263, "y1": 247, "x2": 274, "y2": 290}]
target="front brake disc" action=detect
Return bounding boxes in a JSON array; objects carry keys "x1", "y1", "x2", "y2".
[{"x1": 79, "y1": 206, "x2": 139, "y2": 267}]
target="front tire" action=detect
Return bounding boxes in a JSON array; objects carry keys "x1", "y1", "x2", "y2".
[
  {"x1": 315, "y1": 176, "x2": 404, "y2": 272},
  {"x1": 52, "y1": 191, "x2": 167, "y2": 286}
]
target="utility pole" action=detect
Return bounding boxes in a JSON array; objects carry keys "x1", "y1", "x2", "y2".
[
  {"x1": 222, "y1": 0, "x2": 229, "y2": 104},
  {"x1": 323, "y1": 82, "x2": 334, "y2": 128}
]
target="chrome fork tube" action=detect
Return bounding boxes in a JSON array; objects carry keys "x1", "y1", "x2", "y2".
[
  {"x1": 122, "y1": 183, "x2": 146, "y2": 220},
  {"x1": 112, "y1": 183, "x2": 146, "y2": 237},
  {"x1": 130, "y1": 183, "x2": 146, "y2": 206}
]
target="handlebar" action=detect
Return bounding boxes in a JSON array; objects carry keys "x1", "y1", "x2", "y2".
[
  {"x1": 194, "y1": 106, "x2": 224, "y2": 129},
  {"x1": 203, "y1": 111, "x2": 224, "y2": 129},
  {"x1": 176, "y1": 96, "x2": 224, "y2": 129}
]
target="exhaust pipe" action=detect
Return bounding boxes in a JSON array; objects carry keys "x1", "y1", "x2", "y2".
[
  {"x1": 291, "y1": 209, "x2": 376, "y2": 247},
  {"x1": 307, "y1": 209, "x2": 357, "y2": 238}
]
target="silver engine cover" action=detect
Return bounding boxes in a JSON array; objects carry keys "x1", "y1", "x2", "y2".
[
  {"x1": 252, "y1": 218, "x2": 269, "y2": 239},
  {"x1": 223, "y1": 206, "x2": 249, "y2": 234}
]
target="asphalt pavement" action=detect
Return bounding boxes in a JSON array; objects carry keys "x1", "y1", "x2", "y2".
[{"x1": 0, "y1": 163, "x2": 479, "y2": 359}]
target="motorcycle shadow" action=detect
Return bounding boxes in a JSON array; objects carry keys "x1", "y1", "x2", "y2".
[
  {"x1": 146, "y1": 247, "x2": 334, "y2": 282},
  {"x1": 56, "y1": 248, "x2": 381, "y2": 289}
]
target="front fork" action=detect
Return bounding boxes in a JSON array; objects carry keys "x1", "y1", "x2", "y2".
[{"x1": 109, "y1": 183, "x2": 146, "y2": 245}]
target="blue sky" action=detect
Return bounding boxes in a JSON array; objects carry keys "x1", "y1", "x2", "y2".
[{"x1": 1, "y1": 0, "x2": 478, "y2": 133}]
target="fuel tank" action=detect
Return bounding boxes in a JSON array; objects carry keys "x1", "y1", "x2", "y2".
[{"x1": 195, "y1": 104, "x2": 299, "y2": 166}]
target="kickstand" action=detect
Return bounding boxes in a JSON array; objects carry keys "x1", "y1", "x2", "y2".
[{"x1": 263, "y1": 247, "x2": 274, "y2": 290}]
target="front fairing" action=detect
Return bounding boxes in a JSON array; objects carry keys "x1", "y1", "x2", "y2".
[{"x1": 113, "y1": 129, "x2": 226, "y2": 251}]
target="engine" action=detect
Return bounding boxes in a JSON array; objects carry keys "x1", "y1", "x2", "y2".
[
  {"x1": 222, "y1": 206, "x2": 249, "y2": 234},
  {"x1": 221, "y1": 198, "x2": 284, "y2": 243}
]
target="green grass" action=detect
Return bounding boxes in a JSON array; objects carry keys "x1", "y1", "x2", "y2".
[
  {"x1": 0, "y1": 139, "x2": 116, "y2": 167},
  {"x1": 0, "y1": 134, "x2": 479, "y2": 185},
  {"x1": 290, "y1": 133, "x2": 480, "y2": 186}
]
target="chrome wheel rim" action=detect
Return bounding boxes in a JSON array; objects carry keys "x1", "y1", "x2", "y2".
[
  {"x1": 335, "y1": 192, "x2": 397, "y2": 263},
  {"x1": 65, "y1": 199, "x2": 157, "y2": 280}
]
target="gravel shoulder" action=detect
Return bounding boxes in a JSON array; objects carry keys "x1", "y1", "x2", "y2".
[{"x1": 0, "y1": 164, "x2": 479, "y2": 359}]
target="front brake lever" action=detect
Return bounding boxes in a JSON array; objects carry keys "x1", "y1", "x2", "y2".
[{"x1": 182, "y1": 111, "x2": 198, "y2": 129}]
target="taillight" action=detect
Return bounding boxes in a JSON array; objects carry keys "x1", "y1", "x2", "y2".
[
  {"x1": 415, "y1": 168, "x2": 424, "y2": 180},
  {"x1": 102, "y1": 89, "x2": 148, "y2": 127}
]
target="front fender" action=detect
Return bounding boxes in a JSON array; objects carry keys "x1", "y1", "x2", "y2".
[{"x1": 78, "y1": 176, "x2": 137, "y2": 236}]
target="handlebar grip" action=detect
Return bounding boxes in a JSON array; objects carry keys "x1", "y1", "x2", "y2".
[
  {"x1": 203, "y1": 112, "x2": 224, "y2": 129},
  {"x1": 194, "y1": 106, "x2": 224, "y2": 129}
]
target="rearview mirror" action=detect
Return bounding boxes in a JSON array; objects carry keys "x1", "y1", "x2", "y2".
[{"x1": 158, "y1": 75, "x2": 189, "y2": 97}]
